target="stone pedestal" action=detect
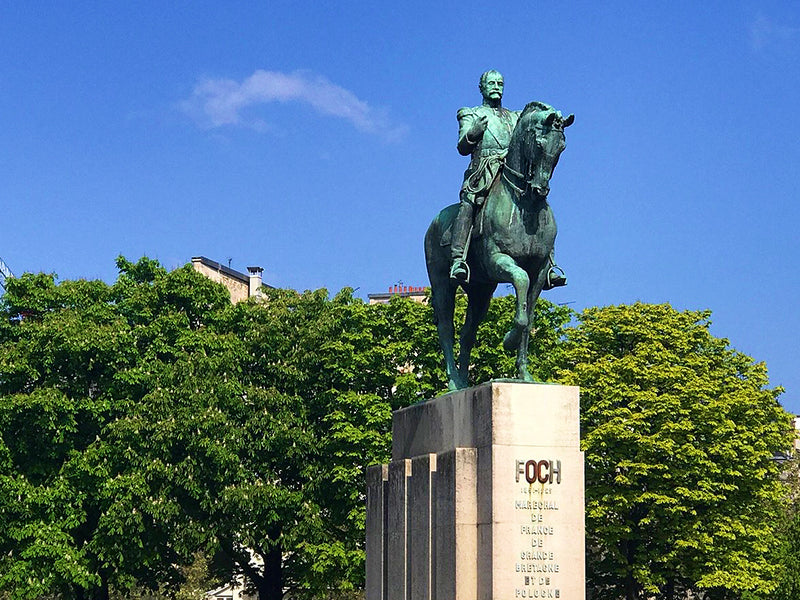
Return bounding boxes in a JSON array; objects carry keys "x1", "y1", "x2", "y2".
[{"x1": 366, "y1": 381, "x2": 584, "y2": 600}]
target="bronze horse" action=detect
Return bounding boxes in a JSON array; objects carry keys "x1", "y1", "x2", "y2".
[{"x1": 424, "y1": 104, "x2": 573, "y2": 390}]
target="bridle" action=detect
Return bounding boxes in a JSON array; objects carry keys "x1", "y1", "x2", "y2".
[
  {"x1": 502, "y1": 162, "x2": 530, "y2": 196},
  {"x1": 501, "y1": 120, "x2": 564, "y2": 198}
]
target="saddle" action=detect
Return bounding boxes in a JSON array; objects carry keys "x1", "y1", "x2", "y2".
[
  {"x1": 440, "y1": 204, "x2": 487, "y2": 247},
  {"x1": 440, "y1": 161, "x2": 505, "y2": 247}
]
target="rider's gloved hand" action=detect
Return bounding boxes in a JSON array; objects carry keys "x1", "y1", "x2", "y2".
[{"x1": 467, "y1": 115, "x2": 488, "y2": 141}]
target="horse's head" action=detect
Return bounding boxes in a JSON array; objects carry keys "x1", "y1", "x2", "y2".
[{"x1": 512, "y1": 104, "x2": 574, "y2": 198}]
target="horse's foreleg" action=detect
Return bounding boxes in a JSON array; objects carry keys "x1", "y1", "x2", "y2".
[
  {"x1": 458, "y1": 283, "x2": 496, "y2": 385},
  {"x1": 431, "y1": 284, "x2": 462, "y2": 390},
  {"x1": 517, "y1": 278, "x2": 546, "y2": 382},
  {"x1": 487, "y1": 253, "x2": 531, "y2": 353},
  {"x1": 487, "y1": 253, "x2": 531, "y2": 359}
]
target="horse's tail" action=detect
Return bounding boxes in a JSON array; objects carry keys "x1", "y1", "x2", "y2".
[{"x1": 424, "y1": 205, "x2": 460, "y2": 327}]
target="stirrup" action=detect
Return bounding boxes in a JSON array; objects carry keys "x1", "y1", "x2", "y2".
[
  {"x1": 544, "y1": 265, "x2": 567, "y2": 290},
  {"x1": 450, "y1": 259, "x2": 471, "y2": 284}
]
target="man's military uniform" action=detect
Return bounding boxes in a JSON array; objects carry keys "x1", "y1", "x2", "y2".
[
  {"x1": 457, "y1": 104, "x2": 520, "y2": 204},
  {"x1": 449, "y1": 104, "x2": 520, "y2": 281}
]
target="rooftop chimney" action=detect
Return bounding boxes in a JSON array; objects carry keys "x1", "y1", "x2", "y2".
[{"x1": 247, "y1": 266, "x2": 264, "y2": 298}]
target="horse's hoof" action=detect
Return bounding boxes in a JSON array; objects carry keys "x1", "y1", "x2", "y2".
[
  {"x1": 449, "y1": 376, "x2": 468, "y2": 391},
  {"x1": 519, "y1": 369, "x2": 535, "y2": 383},
  {"x1": 503, "y1": 327, "x2": 522, "y2": 352}
]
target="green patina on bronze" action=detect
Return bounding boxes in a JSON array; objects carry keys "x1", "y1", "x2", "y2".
[{"x1": 425, "y1": 70, "x2": 574, "y2": 390}]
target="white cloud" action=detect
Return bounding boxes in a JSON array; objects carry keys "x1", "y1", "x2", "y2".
[
  {"x1": 750, "y1": 15, "x2": 800, "y2": 51},
  {"x1": 181, "y1": 69, "x2": 406, "y2": 141}
]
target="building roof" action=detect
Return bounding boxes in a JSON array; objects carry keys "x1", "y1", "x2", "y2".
[
  {"x1": 192, "y1": 256, "x2": 250, "y2": 285},
  {"x1": 191, "y1": 256, "x2": 273, "y2": 290},
  {"x1": 368, "y1": 285, "x2": 428, "y2": 305}
]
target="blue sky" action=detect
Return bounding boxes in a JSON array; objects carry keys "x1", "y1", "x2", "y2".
[{"x1": 2, "y1": 2, "x2": 799, "y2": 411}]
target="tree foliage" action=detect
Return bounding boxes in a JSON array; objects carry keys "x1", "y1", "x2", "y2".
[
  {"x1": 0, "y1": 260, "x2": 227, "y2": 599},
  {"x1": 556, "y1": 303, "x2": 792, "y2": 600},
  {"x1": 0, "y1": 262, "x2": 790, "y2": 600},
  {"x1": 183, "y1": 287, "x2": 569, "y2": 599},
  {"x1": 0, "y1": 259, "x2": 570, "y2": 599}
]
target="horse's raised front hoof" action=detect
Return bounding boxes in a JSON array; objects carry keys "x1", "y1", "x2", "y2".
[{"x1": 503, "y1": 326, "x2": 523, "y2": 352}]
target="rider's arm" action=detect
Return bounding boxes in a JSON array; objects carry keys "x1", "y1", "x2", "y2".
[{"x1": 457, "y1": 108, "x2": 479, "y2": 156}]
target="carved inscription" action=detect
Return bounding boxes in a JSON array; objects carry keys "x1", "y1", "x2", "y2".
[{"x1": 513, "y1": 459, "x2": 562, "y2": 598}]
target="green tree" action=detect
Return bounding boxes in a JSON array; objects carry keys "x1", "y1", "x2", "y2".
[
  {"x1": 469, "y1": 293, "x2": 571, "y2": 385},
  {"x1": 772, "y1": 502, "x2": 800, "y2": 600},
  {"x1": 122, "y1": 286, "x2": 571, "y2": 600},
  {"x1": 0, "y1": 259, "x2": 230, "y2": 599},
  {"x1": 557, "y1": 303, "x2": 792, "y2": 600},
  {"x1": 0, "y1": 256, "x2": 577, "y2": 600},
  {"x1": 101, "y1": 286, "x2": 397, "y2": 600},
  {"x1": 108, "y1": 552, "x2": 223, "y2": 600},
  {"x1": 759, "y1": 454, "x2": 800, "y2": 600}
]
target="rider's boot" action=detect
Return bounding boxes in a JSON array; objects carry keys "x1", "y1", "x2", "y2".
[{"x1": 450, "y1": 202, "x2": 474, "y2": 283}]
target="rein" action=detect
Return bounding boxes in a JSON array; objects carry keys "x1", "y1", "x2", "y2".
[
  {"x1": 502, "y1": 163, "x2": 529, "y2": 196},
  {"x1": 502, "y1": 119, "x2": 539, "y2": 197}
]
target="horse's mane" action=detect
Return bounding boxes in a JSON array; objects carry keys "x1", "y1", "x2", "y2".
[
  {"x1": 512, "y1": 103, "x2": 558, "y2": 151},
  {"x1": 520, "y1": 101, "x2": 559, "y2": 123},
  {"x1": 521, "y1": 101, "x2": 553, "y2": 117}
]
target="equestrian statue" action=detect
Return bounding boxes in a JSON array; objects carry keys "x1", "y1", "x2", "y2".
[{"x1": 424, "y1": 70, "x2": 574, "y2": 390}]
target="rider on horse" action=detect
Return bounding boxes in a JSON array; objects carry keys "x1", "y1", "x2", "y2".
[{"x1": 449, "y1": 69, "x2": 567, "y2": 289}]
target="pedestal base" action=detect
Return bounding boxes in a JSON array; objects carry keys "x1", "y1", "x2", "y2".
[{"x1": 366, "y1": 381, "x2": 585, "y2": 600}]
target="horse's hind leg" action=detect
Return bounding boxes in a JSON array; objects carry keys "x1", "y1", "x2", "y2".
[
  {"x1": 458, "y1": 283, "x2": 496, "y2": 384},
  {"x1": 431, "y1": 282, "x2": 463, "y2": 390}
]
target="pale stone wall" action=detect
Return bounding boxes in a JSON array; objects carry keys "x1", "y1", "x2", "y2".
[
  {"x1": 205, "y1": 579, "x2": 256, "y2": 600},
  {"x1": 191, "y1": 257, "x2": 250, "y2": 304},
  {"x1": 367, "y1": 382, "x2": 585, "y2": 600}
]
